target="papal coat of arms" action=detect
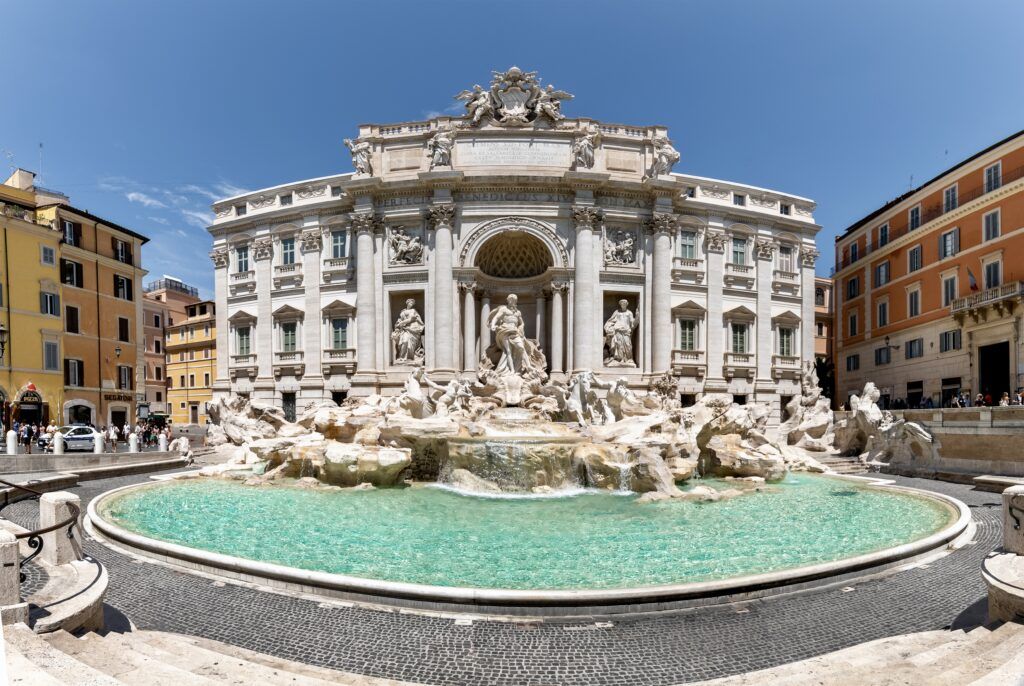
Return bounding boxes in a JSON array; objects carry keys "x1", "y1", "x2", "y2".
[{"x1": 454, "y1": 66, "x2": 573, "y2": 128}]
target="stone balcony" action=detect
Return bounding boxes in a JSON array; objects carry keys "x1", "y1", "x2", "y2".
[
  {"x1": 273, "y1": 263, "x2": 303, "y2": 288},
  {"x1": 771, "y1": 354, "x2": 801, "y2": 379},
  {"x1": 229, "y1": 353, "x2": 257, "y2": 380},
  {"x1": 951, "y1": 281, "x2": 1024, "y2": 322},
  {"x1": 273, "y1": 350, "x2": 305, "y2": 377},
  {"x1": 723, "y1": 352, "x2": 756, "y2": 379},
  {"x1": 322, "y1": 348, "x2": 357, "y2": 376},
  {"x1": 671, "y1": 349, "x2": 706, "y2": 377},
  {"x1": 322, "y1": 257, "x2": 352, "y2": 283},
  {"x1": 771, "y1": 269, "x2": 800, "y2": 296},
  {"x1": 670, "y1": 256, "x2": 704, "y2": 284},
  {"x1": 724, "y1": 262, "x2": 755, "y2": 289},
  {"x1": 229, "y1": 270, "x2": 256, "y2": 295}
]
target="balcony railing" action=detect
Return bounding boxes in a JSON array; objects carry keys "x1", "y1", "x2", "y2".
[
  {"x1": 323, "y1": 348, "x2": 356, "y2": 361},
  {"x1": 773, "y1": 269, "x2": 798, "y2": 281},
  {"x1": 726, "y1": 262, "x2": 753, "y2": 274},
  {"x1": 231, "y1": 270, "x2": 254, "y2": 282},
  {"x1": 950, "y1": 281, "x2": 1024, "y2": 314},
  {"x1": 724, "y1": 352, "x2": 754, "y2": 365},
  {"x1": 230, "y1": 353, "x2": 256, "y2": 366},
  {"x1": 275, "y1": 263, "x2": 301, "y2": 274},
  {"x1": 275, "y1": 351, "x2": 304, "y2": 363},
  {"x1": 834, "y1": 163, "x2": 1024, "y2": 274},
  {"x1": 772, "y1": 354, "x2": 800, "y2": 368}
]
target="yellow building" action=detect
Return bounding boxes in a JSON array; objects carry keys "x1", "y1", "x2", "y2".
[
  {"x1": 0, "y1": 170, "x2": 65, "y2": 427},
  {"x1": 165, "y1": 300, "x2": 216, "y2": 425}
]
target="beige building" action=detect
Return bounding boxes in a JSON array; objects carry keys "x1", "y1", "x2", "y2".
[
  {"x1": 142, "y1": 278, "x2": 200, "y2": 418},
  {"x1": 165, "y1": 300, "x2": 216, "y2": 425}
]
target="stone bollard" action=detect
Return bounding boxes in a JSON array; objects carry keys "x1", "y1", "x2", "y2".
[
  {"x1": 128, "y1": 432, "x2": 139, "y2": 453},
  {"x1": 6, "y1": 430, "x2": 16, "y2": 455},
  {"x1": 94, "y1": 432, "x2": 103, "y2": 454},
  {"x1": 1003, "y1": 485, "x2": 1024, "y2": 555},
  {"x1": 158, "y1": 433, "x2": 168, "y2": 452},
  {"x1": 52, "y1": 431, "x2": 64, "y2": 455},
  {"x1": 40, "y1": 491, "x2": 82, "y2": 566},
  {"x1": 0, "y1": 530, "x2": 27, "y2": 625}
]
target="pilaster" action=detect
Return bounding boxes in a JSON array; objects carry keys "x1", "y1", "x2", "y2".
[
  {"x1": 572, "y1": 204, "x2": 601, "y2": 371},
  {"x1": 704, "y1": 228, "x2": 728, "y2": 392}
]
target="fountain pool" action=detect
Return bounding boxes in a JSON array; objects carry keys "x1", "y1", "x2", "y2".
[{"x1": 93, "y1": 474, "x2": 963, "y2": 600}]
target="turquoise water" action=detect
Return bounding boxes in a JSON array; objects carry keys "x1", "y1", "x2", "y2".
[{"x1": 101, "y1": 475, "x2": 953, "y2": 590}]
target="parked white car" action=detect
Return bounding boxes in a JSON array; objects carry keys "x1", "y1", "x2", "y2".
[{"x1": 38, "y1": 426, "x2": 103, "y2": 452}]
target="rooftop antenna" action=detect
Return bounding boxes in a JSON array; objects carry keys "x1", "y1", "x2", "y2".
[{"x1": 908, "y1": 174, "x2": 914, "y2": 190}]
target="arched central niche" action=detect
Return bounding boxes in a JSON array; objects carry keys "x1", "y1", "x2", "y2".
[{"x1": 475, "y1": 231, "x2": 553, "y2": 279}]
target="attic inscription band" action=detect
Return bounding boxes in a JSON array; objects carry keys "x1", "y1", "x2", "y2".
[{"x1": 456, "y1": 140, "x2": 570, "y2": 167}]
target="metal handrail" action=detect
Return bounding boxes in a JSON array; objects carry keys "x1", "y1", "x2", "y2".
[{"x1": 0, "y1": 478, "x2": 80, "y2": 583}]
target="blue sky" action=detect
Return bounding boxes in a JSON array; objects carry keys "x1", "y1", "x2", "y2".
[{"x1": 4, "y1": 0, "x2": 1023, "y2": 298}]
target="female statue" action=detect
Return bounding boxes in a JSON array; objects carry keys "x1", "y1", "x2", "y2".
[
  {"x1": 391, "y1": 299, "x2": 425, "y2": 364},
  {"x1": 603, "y1": 299, "x2": 639, "y2": 367}
]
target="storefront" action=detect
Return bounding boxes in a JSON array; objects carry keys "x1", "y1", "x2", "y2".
[
  {"x1": 63, "y1": 399, "x2": 96, "y2": 426},
  {"x1": 14, "y1": 384, "x2": 48, "y2": 425}
]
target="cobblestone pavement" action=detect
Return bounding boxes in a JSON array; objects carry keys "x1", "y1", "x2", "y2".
[{"x1": 1, "y1": 473, "x2": 1001, "y2": 686}]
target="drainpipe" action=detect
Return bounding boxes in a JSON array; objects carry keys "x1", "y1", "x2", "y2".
[{"x1": 2, "y1": 220, "x2": 11, "y2": 425}]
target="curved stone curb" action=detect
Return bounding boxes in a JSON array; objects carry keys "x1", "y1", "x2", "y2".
[{"x1": 87, "y1": 476, "x2": 972, "y2": 615}]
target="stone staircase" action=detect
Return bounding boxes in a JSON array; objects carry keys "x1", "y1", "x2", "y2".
[
  {"x1": 3, "y1": 622, "x2": 411, "y2": 685},
  {"x1": 816, "y1": 453, "x2": 871, "y2": 475},
  {"x1": 693, "y1": 620, "x2": 1024, "y2": 685}
]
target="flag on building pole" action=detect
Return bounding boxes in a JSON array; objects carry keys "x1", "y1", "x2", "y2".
[{"x1": 967, "y1": 267, "x2": 979, "y2": 291}]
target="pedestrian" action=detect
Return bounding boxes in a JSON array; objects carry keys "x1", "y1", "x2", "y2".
[{"x1": 1000, "y1": 392, "x2": 1010, "y2": 406}]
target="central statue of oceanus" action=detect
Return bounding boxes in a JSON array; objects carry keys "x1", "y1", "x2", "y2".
[{"x1": 477, "y1": 294, "x2": 549, "y2": 407}]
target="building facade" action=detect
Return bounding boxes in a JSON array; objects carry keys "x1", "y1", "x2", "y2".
[
  {"x1": 834, "y1": 129, "x2": 1024, "y2": 408},
  {"x1": 142, "y1": 277, "x2": 201, "y2": 418},
  {"x1": 165, "y1": 300, "x2": 216, "y2": 425},
  {"x1": 209, "y1": 69, "x2": 821, "y2": 424},
  {"x1": 35, "y1": 201, "x2": 149, "y2": 426},
  {"x1": 0, "y1": 170, "x2": 65, "y2": 427}
]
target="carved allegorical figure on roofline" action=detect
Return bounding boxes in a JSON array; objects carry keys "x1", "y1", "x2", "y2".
[
  {"x1": 426, "y1": 124, "x2": 456, "y2": 169},
  {"x1": 604, "y1": 299, "x2": 639, "y2": 367},
  {"x1": 649, "y1": 135, "x2": 680, "y2": 177},
  {"x1": 344, "y1": 138, "x2": 373, "y2": 176},
  {"x1": 572, "y1": 124, "x2": 600, "y2": 169},
  {"x1": 391, "y1": 299, "x2": 425, "y2": 365}
]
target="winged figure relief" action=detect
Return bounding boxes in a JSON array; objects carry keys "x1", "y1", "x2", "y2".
[
  {"x1": 530, "y1": 85, "x2": 574, "y2": 123},
  {"x1": 453, "y1": 85, "x2": 495, "y2": 126}
]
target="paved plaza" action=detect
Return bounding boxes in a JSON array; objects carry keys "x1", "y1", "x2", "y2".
[{"x1": 2, "y1": 471, "x2": 1000, "y2": 685}]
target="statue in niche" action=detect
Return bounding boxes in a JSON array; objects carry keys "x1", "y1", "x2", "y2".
[
  {"x1": 391, "y1": 299, "x2": 425, "y2": 365},
  {"x1": 603, "y1": 299, "x2": 639, "y2": 367},
  {"x1": 388, "y1": 227, "x2": 423, "y2": 265},
  {"x1": 426, "y1": 125, "x2": 456, "y2": 169},
  {"x1": 572, "y1": 124, "x2": 600, "y2": 169},
  {"x1": 604, "y1": 230, "x2": 636, "y2": 265},
  {"x1": 649, "y1": 135, "x2": 680, "y2": 177},
  {"x1": 486, "y1": 294, "x2": 532, "y2": 377},
  {"x1": 343, "y1": 138, "x2": 373, "y2": 176}
]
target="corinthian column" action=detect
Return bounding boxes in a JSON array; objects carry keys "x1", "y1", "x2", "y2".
[
  {"x1": 352, "y1": 213, "x2": 377, "y2": 375},
  {"x1": 461, "y1": 283, "x2": 476, "y2": 372},
  {"x1": 428, "y1": 204, "x2": 457, "y2": 373},
  {"x1": 572, "y1": 206, "x2": 602, "y2": 371},
  {"x1": 550, "y1": 282, "x2": 567, "y2": 374},
  {"x1": 649, "y1": 212, "x2": 676, "y2": 374}
]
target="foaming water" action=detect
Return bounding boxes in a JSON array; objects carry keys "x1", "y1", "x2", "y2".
[{"x1": 102, "y1": 474, "x2": 954, "y2": 591}]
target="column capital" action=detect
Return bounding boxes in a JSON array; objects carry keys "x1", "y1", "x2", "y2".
[
  {"x1": 645, "y1": 212, "x2": 678, "y2": 235},
  {"x1": 252, "y1": 237, "x2": 273, "y2": 261},
  {"x1": 705, "y1": 231, "x2": 727, "y2": 253},
  {"x1": 755, "y1": 238, "x2": 776, "y2": 260},
  {"x1": 800, "y1": 247, "x2": 820, "y2": 267},
  {"x1": 458, "y1": 281, "x2": 478, "y2": 296},
  {"x1": 299, "y1": 229, "x2": 322, "y2": 253},
  {"x1": 571, "y1": 205, "x2": 602, "y2": 229},
  {"x1": 349, "y1": 211, "x2": 379, "y2": 234},
  {"x1": 209, "y1": 248, "x2": 229, "y2": 269},
  {"x1": 550, "y1": 281, "x2": 570, "y2": 294},
  {"x1": 426, "y1": 203, "x2": 456, "y2": 229}
]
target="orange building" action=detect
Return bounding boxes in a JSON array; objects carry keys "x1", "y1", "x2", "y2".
[
  {"x1": 142, "y1": 278, "x2": 200, "y2": 418},
  {"x1": 834, "y1": 129, "x2": 1024, "y2": 409},
  {"x1": 35, "y1": 204, "x2": 149, "y2": 427}
]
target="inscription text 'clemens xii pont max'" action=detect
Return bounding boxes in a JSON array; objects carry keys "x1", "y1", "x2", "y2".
[{"x1": 456, "y1": 139, "x2": 570, "y2": 168}]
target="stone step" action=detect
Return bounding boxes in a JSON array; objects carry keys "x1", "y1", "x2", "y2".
[
  {"x1": 131, "y1": 630, "x2": 353, "y2": 685},
  {"x1": 3, "y1": 623, "x2": 121, "y2": 685},
  {"x1": 965, "y1": 649, "x2": 1024, "y2": 685},
  {"x1": 918, "y1": 622, "x2": 1024, "y2": 685},
  {"x1": 3, "y1": 641, "x2": 69, "y2": 686},
  {"x1": 45, "y1": 630, "x2": 219, "y2": 685}
]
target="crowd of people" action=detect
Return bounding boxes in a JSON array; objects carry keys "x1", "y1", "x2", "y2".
[
  {"x1": 3, "y1": 419, "x2": 174, "y2": 454},
  {"x1": 950, "y1": 389, "x2": 1024, "y2": 408}
]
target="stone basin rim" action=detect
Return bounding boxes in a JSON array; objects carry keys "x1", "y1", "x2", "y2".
[{"x1": 86, "y1": 474, "x2": 972, "y2": 610}]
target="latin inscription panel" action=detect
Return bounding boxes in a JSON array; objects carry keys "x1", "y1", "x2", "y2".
[{"x1": 456, "y1": 139, "x2": 570, "y2": 167}]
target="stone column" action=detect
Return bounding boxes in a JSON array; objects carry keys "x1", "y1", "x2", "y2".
[
  {"x1": 572, "y1": 206, "x2": 602, "y2": 371},
  {"x1": 480, "y1": 292, "x2": 491, "y2": 351},
  {"x1": 649, "y1": 213, "x2": 676, "y2": 375},
  {"x1": 801, "y1": 249, "x2": 819, "y2": 367},
  {"x1": 429, "y1": 204, "x2": 457, "y2": 374},
  {"x1": 353, "y1": 213, "x2": 378, "y2": 375},
  {"x1": 755, "y1": 238, "x2": 775, "y2": 384},
  {"x1": 40, "y1": 491, "x2": 81, "y2": 566},
  {"x1": 551, "y1": 283, "x2": 566, "y2": 374},
  {"x1": 704, "y1": 230, "x2": 728, "y2": 390},
  {"x1": 461, "y1": 283, "x2": 476, "y2": 372},
  {"x1": 536, "y1": 290, "x2": 547, "y2": 351},
  {"x1": 252, "y1": 237, "x2": 274, "y2": 383},
  {"x1": 209, "y1": 248, "x2": 230, "y2": 388},
  {"x1": 300, "y1": 227, "x2": 325, "y2": 401}
]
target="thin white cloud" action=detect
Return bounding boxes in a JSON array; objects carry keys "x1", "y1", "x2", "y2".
[
  {"x1": 147, "y1": 216, "x2": 170, "y2": 225},
  {"x1": 214, "y1": 182, "x2": 249, "y2": 198},
  {"x1": 180, "y1": 209, "x2": 213, "y2": 229},
  {"x1": 126, "y1": 191, "x2": 167, "y2": 208},
  {"x1": 178, "y1": 184, "x2": 220, "y2": 202}
]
